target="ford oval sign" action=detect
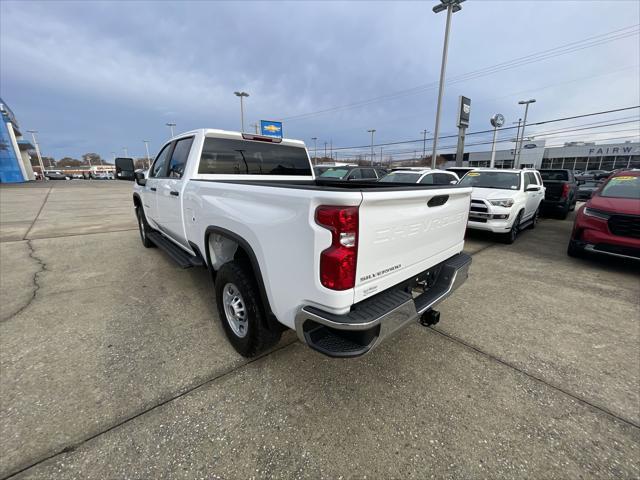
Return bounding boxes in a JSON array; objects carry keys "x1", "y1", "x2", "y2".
[{"x1": 524, "y1": 143, "x2": 537, "y2": 149}]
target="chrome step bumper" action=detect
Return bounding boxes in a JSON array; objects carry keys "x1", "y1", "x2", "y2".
[{"x1": 295, "y1": 253, "x2": 472, "y2": 358}]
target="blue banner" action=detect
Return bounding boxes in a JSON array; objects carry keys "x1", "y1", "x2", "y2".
[{"x1": 260, "y1": 120, "x2": 283, "y2": 138}]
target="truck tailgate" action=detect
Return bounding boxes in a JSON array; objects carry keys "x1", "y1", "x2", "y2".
[{"x1": 354, "y1": 186, "x2": 471, "y2": 303}]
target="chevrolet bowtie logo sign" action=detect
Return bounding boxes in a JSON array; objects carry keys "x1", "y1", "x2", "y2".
[{"x1": 260, "y1": 120, "x2": 283, "y2": 139}]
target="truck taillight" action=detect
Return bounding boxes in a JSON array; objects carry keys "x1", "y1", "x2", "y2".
[
  {"x1": 561, "y1": 183, "x2": 570, "y2": 199},
  {"x1": 315, "y1": 205, "x2": 359, "y2": 291}
]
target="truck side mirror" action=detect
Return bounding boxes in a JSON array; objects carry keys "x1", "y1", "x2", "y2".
[
  {"x1": 115, "y1": 157, "x2": 136, "y2": 181},
  {"x1": 134, "y1": 170, "x2": 147, "y2": 186}
]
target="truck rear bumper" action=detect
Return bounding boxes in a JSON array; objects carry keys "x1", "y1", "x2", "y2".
[{"x1": 294, "y1": 253, "x2": 472, "y2": 358}]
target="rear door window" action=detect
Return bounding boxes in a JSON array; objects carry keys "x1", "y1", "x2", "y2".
[{"x1": 167, "y1": 137, "x2": 194, "y2": 179}]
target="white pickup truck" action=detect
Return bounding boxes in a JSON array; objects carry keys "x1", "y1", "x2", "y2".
[{"x1": 116, "y1": 129, "x2": 472, "y2": 358}]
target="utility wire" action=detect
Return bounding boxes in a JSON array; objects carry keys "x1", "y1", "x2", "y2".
[
  {"x1": 331, "y1": 105, "x2": 640, "y2": 151},
  {"x1": 280, "y1": 25, "x2": 639, "y2": 122}
]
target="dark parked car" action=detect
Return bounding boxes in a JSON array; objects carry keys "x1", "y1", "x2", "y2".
[
  {"x1": 568, "y1": 170, "x2": 640, "y2": 260},
  {"x1": 317, "y1": 166, "x2": 387, "y2": 181},
  {"x1": 577, "y1": 180, "x2": 603, "y2": 201},
  {"x1": 539, "y1": 169, "x2": 577, "y2": 218}
]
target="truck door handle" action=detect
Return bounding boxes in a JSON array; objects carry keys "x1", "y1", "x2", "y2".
[
  {"x1": 170, "y1": 191, "x2": 179, "y2": 197},
  {"x1": 150, "y1": 187, "x2": 157, "y2": 192}
]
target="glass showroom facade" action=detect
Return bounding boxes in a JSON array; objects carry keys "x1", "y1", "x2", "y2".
[{"x1": 0, "y1": 98, "x2": 35, "y2": 183}]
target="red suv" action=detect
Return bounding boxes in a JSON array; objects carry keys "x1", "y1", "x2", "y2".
[{"x1": 568, "y1": 170, "x2": 640, "y2": 260}]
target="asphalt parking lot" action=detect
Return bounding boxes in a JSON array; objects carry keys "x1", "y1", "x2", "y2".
[{"x1": 1, "y1": 181, "x2": 638, "y2": 479}]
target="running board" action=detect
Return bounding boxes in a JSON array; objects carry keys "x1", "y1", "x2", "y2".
[
  {"x1": 147, "y1": 231, "x2": 205, "y2": 269},
  {"x1": 520, "y1": 218, "x2": 534, "y2": 229}
]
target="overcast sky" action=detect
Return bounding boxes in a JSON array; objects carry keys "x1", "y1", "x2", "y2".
[{"x1": 1, "y1": 0, "x2": 639, "y2": 161}]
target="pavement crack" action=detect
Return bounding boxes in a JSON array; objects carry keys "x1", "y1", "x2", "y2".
[
  {"x1": 1, "y1": 339, "x2": 298, "y2": 480},
  {"x1": 22, "y1": 186, "x2": 52, "y2": 240},
  {"x1": 430, "y1": 327, "x2": 640, "y2": 431},
  {"x1": 0, "y1": 240, "x2": 47, "y2": 323}
]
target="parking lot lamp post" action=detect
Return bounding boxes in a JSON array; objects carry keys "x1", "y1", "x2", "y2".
[
  {"x1": 311, "y1": 137, "x2": 318, "y2": 163},
  {"x1": 233, "y1": 91, "x2": 249, "y2": 132},
  {"x1": 165, "y1": 123, "x2": 176, "y2": 137},
  {"x1": 367, "y1": 129, "x2": 376, "y2": 165},
  {"x1": 26, "y1": 130, "x2": 45, "y2": 179},
  {"x1": 143, "y1": 140, "x2": 151, "y2": 168},
  {"x1": 516, "y1": 99, "x2": 536, "y2": 166},
  {"x1": 431, "y1": 0, "x2": 465, "y2": 169},
  {"x1": 324, "y1": 141, "x2": 327, "y2": 159}
]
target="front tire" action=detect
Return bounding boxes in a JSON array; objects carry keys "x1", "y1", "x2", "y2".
[
  {"x1": 501, "y1": 211, "x2": 522, "y2": 244},
  {"x1": 215, "y1": 261, "x2": 281, "y2": 357},
  {"x1": 567, "y1": 240, "x2": 584, "y2": 258},
  {"x1": 136, "y1": 206, "x2": 155, "y2": 248}
]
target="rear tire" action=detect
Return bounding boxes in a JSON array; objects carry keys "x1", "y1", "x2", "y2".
[
  {"x1": 559, "y1": 203, "x2": 570, "y2": 220},
  {"x1": 215, "y1": 261, "x2": 281, "y2": 357},
  {"x1": 136, "y1": 206, "x2": 155, "y2": 248},
  {"x1": 501, "y1": 211, "x2": 522, "y2": 244},
  {"x1": 529, "y1": 207, "x2": 540, "y2": 229}
]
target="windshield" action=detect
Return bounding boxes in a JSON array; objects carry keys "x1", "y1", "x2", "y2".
[
  {"x1": 581, "y1": 181, "x2": 599, "y2": 188},
  {"x1": 599, "y1": 175, "x2": 640, "y2": 199},
  {"x1": 458, "y1": 171, "x2": 521, "y2": 190},
  {"x1": 319, "y1": 168, "x2": 350, "y2": 179},
  {"x1": 540, "y1": 170, "x2": 568, "y2": 181},
  {"x1": 379, "y1": 172, "x2": 421, "y2": 183}
]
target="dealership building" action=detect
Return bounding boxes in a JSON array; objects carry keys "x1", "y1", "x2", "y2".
[
  {"x1": 462, "y1": 140, "x2": 640, "y2": 171},
  {"x1": 0, "y1": 99, "x2": 37, "y2": 183}
]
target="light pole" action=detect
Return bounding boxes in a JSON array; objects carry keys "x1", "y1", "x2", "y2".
[
  {"x1": 143, "y1": 140, "x2": 151, "y2": 168},
  {"x1": 26, "y1": 130, "x2": 45, "y2": 179},
  {"x1": 250, "y1": 122, "x2": 259, "y2": 134},
  {"x1": 430, "y1": 0, "x2": 465, "y2": 169},
  {"x1": 324, "y1": 141, "x2": 328, "y2": 159},
  {"x1": 234, "y1": 91, "x2": 249, "y2": 132},
  {"x1": 515, "y1": 99, "x2": 536, "y2": 166},
  {"x1": 311, "y1": 137, "x2": 318, "y2": 163},
  {"x1": 367, "y1": 129, "x2": 376, "y2": 165},
  {"x1": 489, "y1": 114, "x2": 505, "y2": 168},
  {"x1": 166, "y1": 122, "x2": 176, "y2": 137},
  {"x1": 421, "y1": 129, "x2": 429, "y2": 159}
]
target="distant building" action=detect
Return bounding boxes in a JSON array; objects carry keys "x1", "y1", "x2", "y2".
[
  {"x1": 452, "y1": 140, "x2": 640, "y2": 170},
  {"x1": 0, "y1": 98, "x2": 36, "y2": 183}
]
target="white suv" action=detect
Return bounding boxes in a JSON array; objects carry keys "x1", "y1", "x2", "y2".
[{"x1": 458, "y1": 168, "x2": 545, "y2": 243}]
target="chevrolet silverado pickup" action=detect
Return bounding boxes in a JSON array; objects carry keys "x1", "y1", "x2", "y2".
[{"x1": 118, "y1": 129, "x2": 472, "y2": 358}]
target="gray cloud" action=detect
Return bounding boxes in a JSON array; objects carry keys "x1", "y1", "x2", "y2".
[{"x1": 1, "y1": 0, "x2": 638, "y2": 160}]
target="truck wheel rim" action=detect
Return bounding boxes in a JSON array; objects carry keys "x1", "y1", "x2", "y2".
[{"x1": 222, "y1": 283, "x2": 248, "y2": 338}]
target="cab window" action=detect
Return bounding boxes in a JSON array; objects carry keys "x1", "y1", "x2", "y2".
[{"x1": 150, "y1": 144, "x2": 173, "y2": 178}]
